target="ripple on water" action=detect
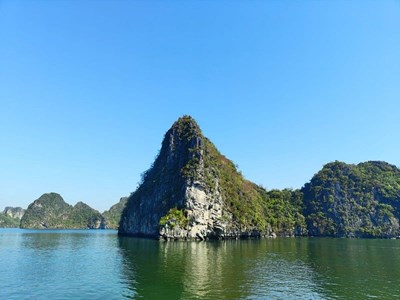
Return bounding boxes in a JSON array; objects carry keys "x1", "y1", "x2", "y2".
[{"x1": 1, "y1": 231, "x2": 400, "y2": 300}]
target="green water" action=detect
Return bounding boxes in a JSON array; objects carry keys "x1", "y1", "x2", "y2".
[{"x1": 1, "y1": 229, "x2": 399, "y2": 299}]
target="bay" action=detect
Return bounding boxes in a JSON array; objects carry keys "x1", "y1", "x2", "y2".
[{"x1": 1, "y1": 229, "x2": 399, "y2": 299}]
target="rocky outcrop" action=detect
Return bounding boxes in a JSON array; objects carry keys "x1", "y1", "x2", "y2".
[
  {"x1": 103, "y1": 197, "x2": 128, "y2": 229},
  {"x1": 71, "y1": 201, "x2": 105, "y2": 229},
  {"x1": 3, "y1": 207, "x2": 25, "y2": 219},
  {"x1": 119, "y1": 116, "x2": 306, "y2": 240},
  {"x1": 20, "y1": 193, "x2": 105, "y2": 229},
  {"x1": 302, "y1": 161, "x2": 400, "y2": 238},
  {"x1": 0, "y1": 207, "x2": 25, "y2": 228},
  {"x1": 7, "y1": 118, "x2": 399, "y2": 239},
  {"x1": 119, "y1": 116, "x2": 213, "y2": 239}
]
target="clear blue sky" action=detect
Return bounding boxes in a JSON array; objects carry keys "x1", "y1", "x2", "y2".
[{"x1": 1, "y1": 1, "x2": 399, "y2": 212}]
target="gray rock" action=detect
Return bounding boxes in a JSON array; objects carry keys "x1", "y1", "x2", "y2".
[
  {"x1": 3, "y1": 207, "x2": 25, "y2": 219},
  {"x1": 119, "y1": 116, "x2": 250, "y2": 240}
]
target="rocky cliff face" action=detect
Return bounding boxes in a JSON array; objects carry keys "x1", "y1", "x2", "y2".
[
  {"x1": 0, "y1": 207, "x2": 25, "y2": 228},
  {"x1": 9, "y1": 118, "x2": 398, "y2": 239},
  {"x1": 103, "y1": 197, "x2": 128, "y2": 229},
  {"x1": 302, "y1": 161, "x2": 400, "y2": 238},
  {"x1": 3, "y1": 207, "x2": 25, "y2": 219},
  {"x1": 20, "y1": 193, "x2": 105, "y2": 229},
  {"x1": 119, "y1": 116, "x2": 217, "y2": 239},
  {"x1": 119, "y1": 116, "x2": 305, "y2": 240}
]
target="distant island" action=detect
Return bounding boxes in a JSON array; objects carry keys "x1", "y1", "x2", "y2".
[
  {"x1": 20, "y1": 193, "x2": 105, "y2": 229},
  {"x1": 2, "y1": 116, "x2": 400, "y2": 239},
  {"x1": 102, "y1": 197, "x2": 128, "y2": 229},
  {"x1": 0, "y1": 193, "x2": 126, "y2": 230},
  {"x1": 0, "y1": 207, "x2": 25, "y2": 228}
]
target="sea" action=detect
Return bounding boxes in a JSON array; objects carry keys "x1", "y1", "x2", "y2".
[{"x1": 1, "y1": 228, "x2": 399, "y2": 299}]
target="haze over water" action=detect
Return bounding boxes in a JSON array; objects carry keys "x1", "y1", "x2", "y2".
[{"x1": 1, "y1": 229, "x2": 400, "y2": 299}]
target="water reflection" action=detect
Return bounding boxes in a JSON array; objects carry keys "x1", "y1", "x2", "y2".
[
  {"x1": 0, "y1": 229, "x2": 126, "y2": 300},
  {"x1": 118, "y1": 238, "x2": 327, "y2": 299},
  {"x1": 245, "y1": 242, "x2": 325, "y2": 299},
  {"x1": 2, "y1": 229, "x2": 400, "y2": 300},
  {"x1": 305, "y1": 238, "x2": 400, "y2": 299}
]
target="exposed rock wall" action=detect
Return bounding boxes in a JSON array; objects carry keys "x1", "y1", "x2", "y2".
[
  {"x1": 302, "y1": 161, "x2": 400, "y2": 238},
  {"x1": 119, "y1": 116, "x2": 292, "y2": 240},
  {"x1": 102, "y1": 197, "x2": 128, "y2": 229},
  {"x1": 3, "y1": 207, "x2": 25, "y2": 219},
  {"x1": 0, "y1": 207, "x2": 25, "y2": 228},
  {"x1": 119, "y1": 117, "x2": 203, "y2": 238},
  {"x1": 119, "y1": 116, "x2": 400, "y2": 240}
]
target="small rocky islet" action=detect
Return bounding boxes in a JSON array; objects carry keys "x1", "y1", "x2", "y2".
[{"x1": 3, "y1": 116, "x2": 400, "y2": 239}]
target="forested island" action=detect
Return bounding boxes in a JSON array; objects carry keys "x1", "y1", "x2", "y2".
[
  {"x1": 13, "y1": 193, "x2": 126, "y2": 230},
  {"x1": 3, "y1": 116, "x2": 400, "y2": 239},
  {"x1": 119, "y1": 116, "x2": 400, "y2": 239}
]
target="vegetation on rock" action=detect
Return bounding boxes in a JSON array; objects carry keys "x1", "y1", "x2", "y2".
[
  {"x1": 174, "y1": 117, "x2": 307, "y2": 236},
  {"x1": 120, "y1": 116, "x2": 202, "y2": 237},
  {"x1": 0, "y1": 213, "x2": 20, "y2": 228},
  {"x1": 20, "y1": 193, "x2": 104, "y2": 229},
  {"x1": 159, "y1": 207, "x2": 189, "y2": 229},
  {"x1": 9, "y1": 116, "x2": 400, "y2": 240},
  {"x1": 103, "y1": 197, "x2": 128, "y2": 229},
  {"x1": 302, "y1": 161, "x2": 400, "y2": 238},
  {"x1": 0, "y1": 207, "x2": 25, "y2": 228},
  {"x1": 71, "y1": 202, "x2": 104, "y2": 229},
  {"x1": 258, "y1": 188, "x2": 307, "y2": 236},
  {"x1": 120, "y1": 115, "x2": 309, "y2": 238}
]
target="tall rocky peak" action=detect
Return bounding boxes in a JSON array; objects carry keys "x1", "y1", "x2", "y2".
[
  {"x1": 119, "y1": 115, "x2": 211, "y2": 238},
  {"x1": 152, "y1": 115, "x2": 204, "y2": 187},
  {"x1": 118, "y1": 115, "x2": 400, "y2": 240},
  {"x1": 119, "y1": 116, "x2": 305, "y2": 239}
]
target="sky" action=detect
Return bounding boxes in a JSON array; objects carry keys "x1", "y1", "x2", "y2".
[{"x1": 1, "y1": 0, "x2": 399, "y2": 212}]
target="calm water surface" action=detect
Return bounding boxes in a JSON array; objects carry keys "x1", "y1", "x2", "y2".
[{"x1": 1, "y1": 229, "x2": 399, "y2": 299}]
